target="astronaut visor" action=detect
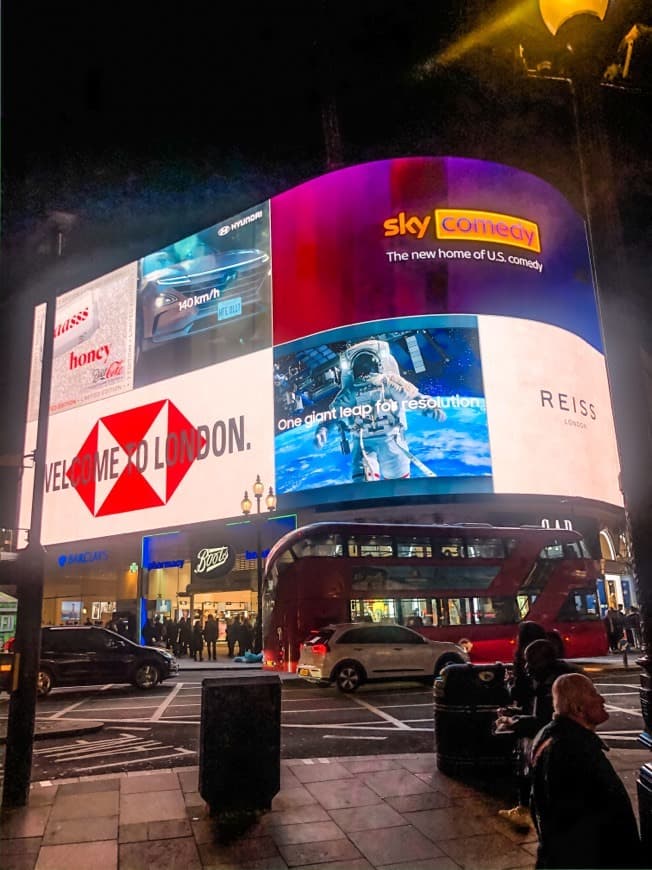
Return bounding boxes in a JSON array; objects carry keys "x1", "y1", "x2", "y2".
[{"x1": 352, "y1": 352, "x2": 379, "y2": 378}]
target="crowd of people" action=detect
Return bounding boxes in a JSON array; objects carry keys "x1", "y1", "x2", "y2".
[{"x1": 138, "y1": 613, "x2": 257, "y2": 661}]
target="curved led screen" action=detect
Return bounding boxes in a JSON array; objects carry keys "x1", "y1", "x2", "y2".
[{"x1": 18, "y1": 157, "x2": 622, "y2": 547}]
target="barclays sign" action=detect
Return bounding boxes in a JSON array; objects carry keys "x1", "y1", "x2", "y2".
[{"x1": 57, "y1": 550, "x2": 109, "y2": 567}]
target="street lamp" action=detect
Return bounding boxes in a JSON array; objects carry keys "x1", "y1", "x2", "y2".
[
  {"x1": 512, "y1": 0, "x2": 652, "y2": 841},
  {"x1": 241, "y1": 475, "x2": 277, "y2": 653},
  {"x1": 520, "y1": 0, "x2": 652, "y2": 749}
]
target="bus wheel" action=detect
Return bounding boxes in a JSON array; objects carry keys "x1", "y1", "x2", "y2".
[
  {"x1": 547, "y1": 633, "x2": 564, "y2": 658},
  {"x1": 335, "y1": 662, "x2": 364, "y2": 693}
]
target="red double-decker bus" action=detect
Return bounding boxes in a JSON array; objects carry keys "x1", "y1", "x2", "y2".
[{"x1": 261, "y1": 521, "x2": 607, "y2": 672}]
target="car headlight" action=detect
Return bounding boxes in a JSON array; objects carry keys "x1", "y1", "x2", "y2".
[{"x1": 154, "y1": 293, "x2": 179, "y2": 308}]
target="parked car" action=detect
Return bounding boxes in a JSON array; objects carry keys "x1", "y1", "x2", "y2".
[
  {"x1": 35, "y1": 626, "x2": 178, "y2": 696},
  {"x1": 297, "y1": 622, "x2": 469, "y2": 692}
]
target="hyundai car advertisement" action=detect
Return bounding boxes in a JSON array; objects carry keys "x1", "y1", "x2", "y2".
[
  {"x1": 18, "y1": 156, "x2": 622, "y2": 547},
  {"x1": 134, "y1": 201, "x2": 272, "y2": 387}
]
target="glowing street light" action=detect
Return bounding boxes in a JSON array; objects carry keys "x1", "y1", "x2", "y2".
[{"x1": 241, "y1": 475, "x2": 277, "y2": 653}]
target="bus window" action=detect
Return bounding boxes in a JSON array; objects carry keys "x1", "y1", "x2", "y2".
[
  {"x1": 399, "y1": 599, "x2": 429, "y2": 627},
  {"x1": 516, "y1": 594, "x2": 531, "y2": 620},
  {"x1": 396, "y1": 538, "x2": 432, "y2": 558},
  {"x1": 350, "y1": 598, "x2": 396, "y2": 623},
  {"x1": 348, "y1": 535, "x2": 393, "y2": 557},
  {"x1": 558, "y1": 589, "x2": 600, "y2": 621},
  {"x1": 539, "y1": 539, "x2": 585, "y2": 560},
  {"x1": 444, "y1": 598, "x2": 473, "y2": 626},
  {"x1": 466, "y1": 537, "x2": 505, "y2": 559},
  {"x1": 295, "y1": 534, "x2": 344, "y2": 557},
  {"x1": 472, "y1": 597, "x2": 520, "y2": 624},
  {"x1": 433, "y1": 537, "x2": 464, "y2": 558}
]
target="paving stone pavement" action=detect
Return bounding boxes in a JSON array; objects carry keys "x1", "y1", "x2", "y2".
[{"x1": 1, "y1": 749, "x2": 649, "y2": 870}]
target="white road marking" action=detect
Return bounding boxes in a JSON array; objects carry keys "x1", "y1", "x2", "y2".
[
  {"x1": 151, "y1": 681, "x2": 183, "y2": 721},
  {"x1": 48, "y1": 700, "x2": 87, "y2": 720},
  {"x1": 605, "y1": 704, "x2": 643, "y2": 715},
  {"x1": 351, "y1": 696, "x2": 412, "y2": 730},
  {"x1": 75, "y1": 749, "x2": 195, "y2": 773},
  {"x1": 324, "y1": 735, "x2": 387, "y2": 740}
]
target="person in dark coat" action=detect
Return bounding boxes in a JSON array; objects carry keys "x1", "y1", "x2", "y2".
[
  {"x1": 604, "y1": 605, "x2": 624, "y2": 652},
  {"x1": 496, "y1": 639, "x2": 581, "y2": 830},
  {"x1": 203, "y1": 614, "x2": 218, "y2": 660},
  {"x1": 177, "y1": 617, "x2": 192, "y2": 656},
  {"x1": 166, "y1": 617, "x2": 179, "y2": 654},
  {"x1": 509, "y1": 621, "x2": 549, "y2": 713},
  {"x1": 240, "y1": 617, "x2": 254, "y2": 655},
  {"x1": 142, "y1": 617, "x2": 156, "y2": 646},
  {"x1": 497, "y1": 621, "x2": 548, "y2": 828},
  {"x1": 225, "y1": 618, "x2": 236, "y2": 657},
  {"x1": 530, "y1": 673, "x2": 643, "y2": 869},
  {"x1": 191, "y1": 619, "x2": 204, "y2": 661}
]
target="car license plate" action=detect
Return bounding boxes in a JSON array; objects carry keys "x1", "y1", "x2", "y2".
[
  {"x1": 218, "y1": 297, "x2": 242, "y2": 321},
  {"x1": 298, "y1": 667, "x2": 310, "y2": 677}
]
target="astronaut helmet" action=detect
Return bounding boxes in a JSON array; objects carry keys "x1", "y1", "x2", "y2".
[
  {"x1": 340, "y1": 339, "x2": 399, "y2": 387},
  {"x1": 352, "y1": 350, "x2": 380, "y2": 380}
]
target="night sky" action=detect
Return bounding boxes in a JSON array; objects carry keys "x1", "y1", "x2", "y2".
[{"x1": 1, "y1": 0, "x2": 651, "y2": 525}]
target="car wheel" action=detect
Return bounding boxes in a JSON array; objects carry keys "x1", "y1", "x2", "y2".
[
  {"x1": 434, "y1": 653, "x2": 466, "y2": 678},
  {"x1": 334, "y1": 662, "x2": 364, "y2": 693},
  {"x1": 37, "y1": 668, "x2": 54, "y2": 697},
  {"x1": 133, "y1": 663, "x2": 161, "y2": 690}
]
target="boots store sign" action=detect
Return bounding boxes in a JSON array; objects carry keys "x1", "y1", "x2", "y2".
[{"x1": 192, "y1": 545, "x2": 235, "y2": 578}]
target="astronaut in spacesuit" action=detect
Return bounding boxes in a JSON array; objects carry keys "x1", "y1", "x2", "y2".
[{"x1": 314, "y1": 339, "x2": 446, "y2": 482}]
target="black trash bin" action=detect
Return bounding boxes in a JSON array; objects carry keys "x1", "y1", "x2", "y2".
[
  {"x1": 637, "y1": 762, "x2": 652, "y2": 851},
  {"x1": 434, "y1": 662, "x2": 515, "y2": 776},
  {"x1": 199, "y1": 673, "x2": 281, "y2": 816}
]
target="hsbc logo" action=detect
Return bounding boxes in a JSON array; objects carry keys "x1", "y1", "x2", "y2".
[{"x1": 45, "y1": 399, "x2": 249, "y2": 517}]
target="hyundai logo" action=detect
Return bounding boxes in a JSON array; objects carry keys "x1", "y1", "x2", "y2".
[{"x1": 218, "y1": 225, "x2": 230, "y2": 236}]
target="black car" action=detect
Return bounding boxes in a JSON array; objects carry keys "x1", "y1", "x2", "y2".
[{"x1": 35, "y1": 626, "x2": 178, "y2": 696}]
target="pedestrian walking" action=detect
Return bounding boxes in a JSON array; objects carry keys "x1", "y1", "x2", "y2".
[
  {"x1": 625, "y1": 606, "x2": 641, "y2": 649},
  {"x1": 604, "y1": 605, "x2": 624, "y2": 652},
  {"x1": 530, "y1": 673, "x2": 643, "y2": 868},
  {"x1": 204, "y1": 613, "x2": 218, "y2": 660}
]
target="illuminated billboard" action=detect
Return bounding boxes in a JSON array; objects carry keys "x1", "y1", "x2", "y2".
[
  {"x1": 18, "y1": 157, "x2": 622, "y2": 547},
  {"x1": 274, "y1": 316, "x2": 492, "y2": 500}
]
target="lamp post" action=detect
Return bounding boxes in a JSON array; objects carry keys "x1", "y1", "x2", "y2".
[
  {"x1": 241, "y1": 475, "x2": 277, "y2": 653},
  {"x1": 519, "y1": 0, "x2": 652, "y2": 753},
  {"x1": 503, "y1": 0, "x2": 652, "y2": 840},
  {"x1": 2, "y1": 300, "x2": 56, "y2": 808}
]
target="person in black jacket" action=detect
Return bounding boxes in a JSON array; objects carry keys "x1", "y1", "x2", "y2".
[
  {"x1": 530, "y1": 673, "x2": 643, "y2": 869},
  {"x1": 191, "y1": 619, "x2": 204, "y2": 662},
  {"x1": 203, "y1": 614, "x2": 218, "y2": 661},
  {"x1": 496, "y1": 639, "x2": 581, "y2": 830},
  {"x1": 497, "y1": 621, "x2": 548, "y2": 829}
]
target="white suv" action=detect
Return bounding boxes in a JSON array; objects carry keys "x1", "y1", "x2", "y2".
[{"x1": 297, "y1": 623, "x2": 468, "y2": 692}]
